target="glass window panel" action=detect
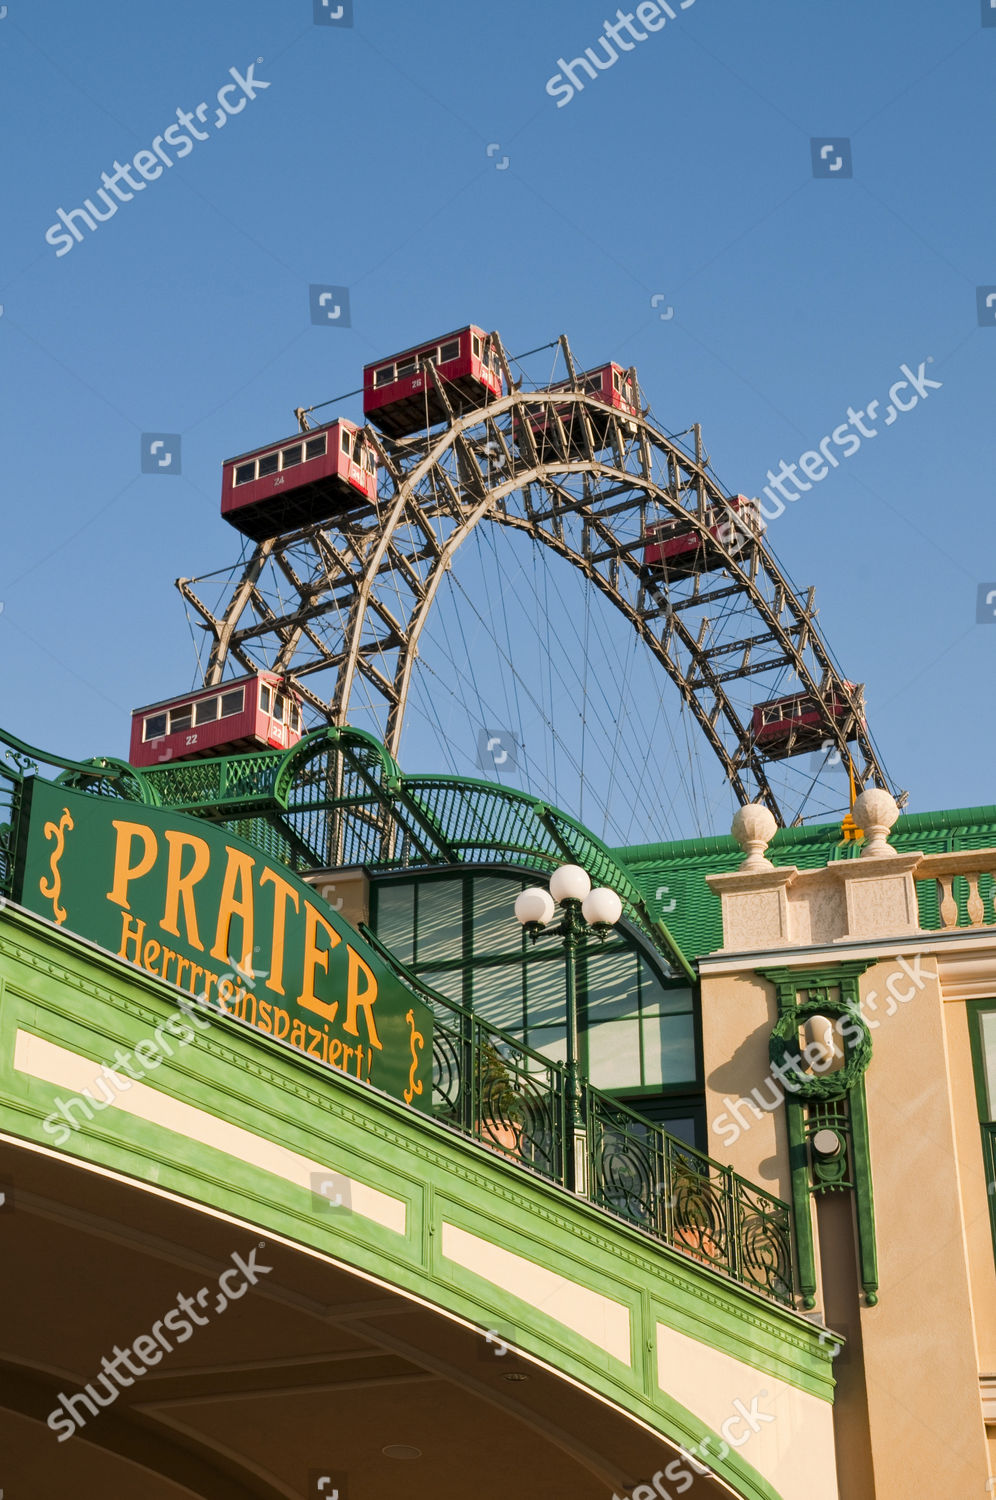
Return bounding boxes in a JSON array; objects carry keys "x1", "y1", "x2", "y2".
[
  {"x1": 376, "y1": 884, "x2": 414, "y2": 965},
  {"x1": 440, "y1": 339, "x2": 460, "y2": 363},
  {"x1": 235, "y1": 462, "x2": 255, "y2": 485},
  {"x1": 305, "y1": 434, "x2": 327, "y2": 460},
  {"x1": 640, "y1": 962, "x2": 692, "y2": 1017},
  {"x1": 416, "y1": 966, "x2": 464, "y2": 1004},
  {"x1": 194, "y1": 697, "x2": 219, "y2": 726},
  {"x1": 259, "y1": 684, "x2": 272, "y2": 714},
  {"x1": 654, "y1": 1114, "x2": 698, "y2": 1148},
  {"x1": 980, "y1": 1012, "x2": 996, "y2": 1118},
  {"x1": 585, "y1": 948, "x2": 640, "y2": 1022},
  {"x1": 220, "y1": 689, "x2": 244, "y2": 718},
  {"x1": 643, "y1": 1012, "x2": 697, "y2": 1088},
  {"x1": 341, "y1": 429, "x2": 351, "y2": 452},
  {"x1": 257, "y1": 452, "x2": 279, "y2": 477},
  {"x1": 374, "y1": 365, "x2": 394, "y2": 387},
  {"x1": 396, "y1": 357, "x2": 417, "y2": 377},
  {"x1": 281, "y1": 444, "x2": 303, "y2": 468},
  {"x1": 525, "y1": 1025, "x2": 566, "y2": 1067},
  {"x1": 143, "y1": 713, "x2": 167, "y2": 740},
  {"x1": 273, "y1": 696, "x2": 285, "y2": 723},
  {"x1": 524, "y1": 954, "x2": 567, "y2": 1030},
  {"x1": 472, "y1": 335, "x2": 481, "y2": 357},
  {"x1": 587, "y1": 1018, "x2": 642, "y2": 1089},
  {"x1": 469, "y1": 963, "x2": 525, "y2": 1034},
  {"x1": 472, "y1": 877, "x2": 523, "y2": 956},
  {"x1": 415, "y1": 879, "x2": 464, "y2": 963},
  {"x1": 169, "y1": 706, "x2": 192, "y2": 732}
]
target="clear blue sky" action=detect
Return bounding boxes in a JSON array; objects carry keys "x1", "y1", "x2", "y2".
[{"x1": 1, "y1": 0, "x2": 993, "y2": 844}]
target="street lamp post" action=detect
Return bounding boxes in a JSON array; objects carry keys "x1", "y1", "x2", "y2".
[{"x1": 514, "y1": 865, "x2": 623, "y2": 1194}]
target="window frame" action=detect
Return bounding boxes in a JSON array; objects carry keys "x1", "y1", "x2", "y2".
[
  {"x1": 370, "y1": 864, "x2": 703, "y2": 1110},
  {"x1": 967, "y1": 999, "x2": 996, "y2": 1267},
  {"x1": 193, "y1": 696, "x2": 219, "y2": 727}
]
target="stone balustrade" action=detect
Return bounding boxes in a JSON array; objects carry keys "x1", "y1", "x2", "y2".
[{"x1": 915, "y1": 850, "x2": 996, "y2": 931}]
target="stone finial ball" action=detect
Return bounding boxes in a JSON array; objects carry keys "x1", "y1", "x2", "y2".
[
  {"x1": 731, "y1": 803, "x2": 778, "y2": 870},
  {"x1": 852, "y1": 787, "x2": 900, "y2": 857},
  {"x1": 731, "y1": 803, "x2": 778, "y2": 850}
]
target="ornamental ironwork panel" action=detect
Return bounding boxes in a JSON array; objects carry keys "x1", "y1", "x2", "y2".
[
  {"x1": 586, "y1": 1091, "x2": 793, "y2": 1304},
  {"x1": 426, "y1": 990, "x2": 566, "y2": 1184}
]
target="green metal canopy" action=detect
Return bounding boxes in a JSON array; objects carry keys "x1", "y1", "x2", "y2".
[{"x1": 1, "y1": 724, "x2": 692, "y2": 979}]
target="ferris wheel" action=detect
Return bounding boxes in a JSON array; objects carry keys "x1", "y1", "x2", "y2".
[{"x1": 173, "y1": 325, "x2": 900, "y2": 835}]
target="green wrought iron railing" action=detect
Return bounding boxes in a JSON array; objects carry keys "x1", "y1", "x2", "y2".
[
  {"x1": 586, "y1": 1090, "x2": 794, "y2": 1305},
  {"x1": 361, "y1": 927, "x2": 794, "y2": 1305}
]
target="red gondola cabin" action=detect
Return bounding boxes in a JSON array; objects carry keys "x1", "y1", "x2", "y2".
[
  {"x1": 363, "y1": 325, "x2": 503, "y2": 438},
  {"x1": 524, "y1": 364, "x2": 639, "y2": 457},
  {"x1": 752, "y1": 683, "x2": 864, "y2": 760},
  {"x1": 221, "y1": 419, "x2": 377, "y2": 542},
  {"x1": 643, "y1": 495, "x2": 761, "y2": 577},
  {"x1": 129, "y1": 673, "x2": 304, "y2": 768}
]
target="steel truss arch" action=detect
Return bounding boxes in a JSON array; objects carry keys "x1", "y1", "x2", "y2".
[{"x1": 178, "y1": 337, "x2": 898, "y2": 827}]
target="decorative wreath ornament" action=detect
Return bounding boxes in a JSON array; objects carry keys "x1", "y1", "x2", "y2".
[{"x1": 768, "y1": 995, "x2": 873, "y2": 1101}]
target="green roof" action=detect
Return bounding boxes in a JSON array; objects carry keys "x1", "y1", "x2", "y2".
[{"x1": 612, "y1": 804, "x2": 996, "y2": 960}]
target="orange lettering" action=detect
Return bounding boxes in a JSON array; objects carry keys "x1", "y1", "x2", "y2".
[
  {"x1": 297, "y1": 901, "x2": 341, "y2": 1022},
  {"x1": 210, "y1": 847, "x2": 256, "y2": 967},
  {"x1": 259, "y1": 867, "x2": 299, "y2": 996},
  {"x1": 344, "y1": 945, "x2": 382, "y2": 1049},
  {"x1": 161, "y1": 830, "x2": 210, "y2": 951},
  {"x1": 107, "y1": 821, "x2": 158, "y2": 910}
]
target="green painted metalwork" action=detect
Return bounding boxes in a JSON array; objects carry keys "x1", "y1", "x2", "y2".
[
  {"x1": 132, "y1": 729, "x2": 693, "y2": 977},
  {"x1": 0, "y1": 902, "x2": 831, "y2": 1500},
  {"x1": 0, "y1": 727, "x2": 156, "y2": 898},
  {"x1": 362, "y1": 924, "x2": 793, "y2": 1304},
  {"x1": 585, "y1": 1089, "x2": 794, "y2": 1305},
  {"x1": 758, "y1": 963, "x2": 878, "y2": 1309},
  {"x1": 3, "y1": 723, "x2": 691, "y2": 977},
  {"x1": 964, "y1": 1000, "x2": 996, "y2": 1272}
]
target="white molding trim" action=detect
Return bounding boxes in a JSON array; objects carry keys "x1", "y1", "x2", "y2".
[
  {"x1": 699, "y1": 928, "x2": 996, "y2": 975},
  {"x1": 12, "y1": 1029, "x2": 407, "y2": 1235}
]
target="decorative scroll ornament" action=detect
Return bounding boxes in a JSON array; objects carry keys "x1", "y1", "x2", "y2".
[
  {"x1": 38, "y1": 807, "x2": 74, "y2": 925},
  {"x1": 404, "y1": 1007, "x2": 425, "y2": 1105}
]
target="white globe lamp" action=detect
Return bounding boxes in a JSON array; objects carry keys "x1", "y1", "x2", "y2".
[
  {"x1": 549, "y1": 864, "x2": 592, "y2": 904},
  {"x1": 581, "y1": 887, "x2": 623, "y2": 929},
  {"x1": 514, "y1": 887, "x2": 556, "y2": 928}
]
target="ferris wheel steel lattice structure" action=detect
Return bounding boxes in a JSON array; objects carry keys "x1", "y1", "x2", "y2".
[{"x1": 177, "y1": 332, "x2": 900, "y2": 828}]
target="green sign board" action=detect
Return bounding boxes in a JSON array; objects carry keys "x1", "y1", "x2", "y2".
[{"x1": 15, "y1": 779, "x2": 432, "y2": 1111}]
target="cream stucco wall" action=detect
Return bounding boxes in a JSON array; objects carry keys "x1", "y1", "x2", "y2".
[
  {"x1": 698, "y1": 884, "x2": 996, "y2": 1498},
  {"x1": 855, "y1": 956, "x2": 990, "y2": 1496}
]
